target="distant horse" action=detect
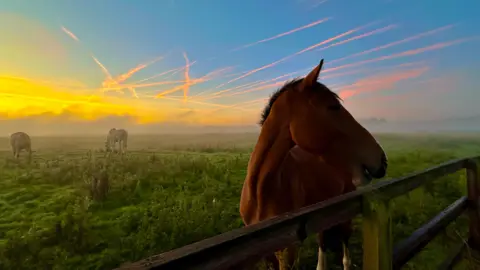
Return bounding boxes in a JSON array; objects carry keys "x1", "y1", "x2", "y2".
[
  {"x1": 106, "y1": 128, "x2": 128, "y2": 154},
  {"x1": 10, "y1": 131, "x2": 32, "y2": 162},
  {"x1": 239, "y1": 59, "x2": 388, "y2": 270}
]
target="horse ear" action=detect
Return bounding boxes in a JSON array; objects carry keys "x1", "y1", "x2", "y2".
[{"x1": 301, "y1": 59, "x2": 324, "y2": 91}]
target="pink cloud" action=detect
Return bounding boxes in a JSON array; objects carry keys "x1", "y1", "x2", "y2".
[{"x1": 338, "y1": 66, "x2": 430, "y2": 99}]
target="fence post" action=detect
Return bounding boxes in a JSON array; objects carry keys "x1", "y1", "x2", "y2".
[
  {"x1": 362, "y1": 195, "x2": 393, "y2": 270},
  {"x1": 465, "y1": 159, "x2": 480, "y2": 251}
]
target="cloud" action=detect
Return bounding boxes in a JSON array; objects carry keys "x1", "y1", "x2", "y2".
[
  {"x1": 343, "y1": 73, "x2": 462, "y2": 122},
  {"x1": 0, "y1": 74, "x2": 260, "y2": 127},
  {"x1": 338, "y1": 66, "x2": 430, "y2": 99}
]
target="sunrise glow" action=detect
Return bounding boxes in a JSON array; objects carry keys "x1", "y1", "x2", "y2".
[{"x1": 0, "y1": 1, "x2": 479, "y2": 129}]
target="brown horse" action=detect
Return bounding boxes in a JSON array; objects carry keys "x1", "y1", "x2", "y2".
[{"x1": 239, "y1": 59, "x2": 388, "y2": 270}]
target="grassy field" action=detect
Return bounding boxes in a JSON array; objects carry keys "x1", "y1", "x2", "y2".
[{"x1": 0, "y1": 133, "x2": 479, "y2": 269}]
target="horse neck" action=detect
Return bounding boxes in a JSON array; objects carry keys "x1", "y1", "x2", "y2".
[
  {"x1": 318, "y1": 145, "x2": 355, "y2": 189},
  {"x1": 241, "y1": 117, "x2": 294, "y2": 223}
]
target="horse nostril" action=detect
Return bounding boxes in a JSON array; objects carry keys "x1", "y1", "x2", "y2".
[
  {"x1": 368, "y1": 153, "x2": 388, "y2": 179},
  {"x1": 381, "y1": 153, "x2": 388, "y2": 167}
]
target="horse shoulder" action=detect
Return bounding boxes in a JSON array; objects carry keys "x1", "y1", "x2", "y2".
[
  {"x1": 241, "y1": 159, "x2": 292, "y2": 223},
  {"x1": 243, "y1": 148, "x2": 306, "y2": 221}
]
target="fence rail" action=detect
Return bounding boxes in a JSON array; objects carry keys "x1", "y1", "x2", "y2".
[{"x1": 117, "y1": 156, "x2": 480, "y2": 270}]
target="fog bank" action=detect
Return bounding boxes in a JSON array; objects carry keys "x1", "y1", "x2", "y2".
[{"x1": 2, "y1": 115, "x2": 480, "y2": 137}]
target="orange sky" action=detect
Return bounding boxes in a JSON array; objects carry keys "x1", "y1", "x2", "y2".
[{"x1": 0, "y1": 13, "x2": 258, "y2": 128}]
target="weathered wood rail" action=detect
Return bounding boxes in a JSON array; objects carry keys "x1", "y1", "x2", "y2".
[{"x1": 117, "y1": 156, "x2": 480, "y2": 270}]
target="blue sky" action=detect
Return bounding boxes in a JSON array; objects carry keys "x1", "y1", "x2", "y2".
[{"x1": 1, "y1": 0, "x2": 480, "y2": 125}]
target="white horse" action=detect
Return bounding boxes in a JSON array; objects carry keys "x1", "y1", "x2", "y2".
[
  {"x1": 106, "y1": 128, "x2": 128, "y2": 154},
  {"x1": 10, "y1": 132, "x2": 32, "y2": 161}
]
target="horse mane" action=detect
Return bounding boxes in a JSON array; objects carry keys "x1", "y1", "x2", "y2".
[{"x1": 259, "y1": 78, "x2": 340, "y2": 126}]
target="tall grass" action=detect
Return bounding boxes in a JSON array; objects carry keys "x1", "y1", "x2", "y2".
[{"x1": 0, "y1": 133, "x2": 479, "y2": 269}]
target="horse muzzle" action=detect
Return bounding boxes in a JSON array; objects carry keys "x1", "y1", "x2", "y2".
[{"x1": 363, "y1": 152, "x2": 388, "y2": 180}]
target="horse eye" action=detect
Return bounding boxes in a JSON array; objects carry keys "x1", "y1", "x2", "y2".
[{"x1": 328, "y1": 104, "x2": 341, "y2": 111}]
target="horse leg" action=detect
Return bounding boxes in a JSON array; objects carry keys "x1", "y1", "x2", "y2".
[
  {"x1": 316, "y1": 233, "x2": 327, "y2": 270},
  {"x1": 342, "y1": 241, "x2": 351, "y2": 270},
  {"x1": 319, "y1": 221, "x2": 353, "y2": 269},
  {"x1": 328, "y1": 222, "x2": 352, "y2": 270},
  {"x1": 26, "y1": 146, "x2": 32, "y2": 163},
  {"x1": 338, "y1": 221, "x2": 352, "y2": 270},
  {"x1": 275, "y1": 245, "x2": 297, "y2": 270}
]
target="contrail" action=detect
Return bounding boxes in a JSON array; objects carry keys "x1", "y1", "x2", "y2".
[
  {"x1": 61, "y1": 26, "x2": 79, "y2": 42},
  {"x1": 182, "y1": 52, "x2": 191, "y2": 101},
  {"x1": 202, "y1": 70, "x2": 303, "y2": 100},
  {"x1": 311, "y1": 0, "x2": 328, "y2": 8},
  {"x1": 114, "y1": 56, "x2": 165, "y2": 83},
  {"x1": 154, "y1": 95, "x2": 253, "y2": 112},
  {"x1": 209, "y1": 61, "x2": 427, "y2": 100},
  {"x1": 205, "y1": 98, "x2": 268, "y2": 114},
  {"x1": 328, "y1": 24, "x2": 457, "y2": 65},
  {"x1": 207, "y1": 81, "x2": 286, "y2": 100},
  {"x1": 286, "y1": 36, "x2": 477, "y2": 80},
  {"x1": 91, "y1": 55, "x2": 114, "y2": 84},
  {"x1": 153, "y1": 66, "x2": 230, "y2": 98},
  {"x1": 324, "y1": 37, "x2": 478, "y2": 74},
  {"x1": 218, "y1": 21, "x2": 383, "y2": 88},
  {"x1": 315, "y1": 24, "x2": 398, "y2": 52},
  {"x1": 231, "y1": 17, "x2": 331, "y2": 51},
  {"x1": 194, "y1": 80, "x2": 263, "y2": 98},
  {"x1": 59, "y1": 25, "x2": 128, "y2": 96},
  {"x1": 133, "y1": 64, "x2": 195, "y2": 84},
  {"x1": 102, "y1": 80, "x2": 186, "y2": 91}
]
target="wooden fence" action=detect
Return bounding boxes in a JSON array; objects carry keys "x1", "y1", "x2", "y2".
[{"x1": 117, "y1": 156, "x2": 480, "y2": 270}]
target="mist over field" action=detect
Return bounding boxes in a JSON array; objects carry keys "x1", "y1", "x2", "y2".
[{"x1": 3, "y1": 114, "x2": 480, "y2": 136}]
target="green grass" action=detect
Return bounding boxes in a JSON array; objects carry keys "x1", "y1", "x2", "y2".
[{"x1": 0, "y1": 133, "x2": 479, "y2": 269}]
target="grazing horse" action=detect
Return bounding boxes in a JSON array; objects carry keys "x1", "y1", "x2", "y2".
[
  {"x1": 239, "y1": 59, "x2": 388, "y2": 270},
  {"x1": 10, "y1": 132, "x2": 32, "y2": 162},
  {"x1": 106, "y1": 128, "x2": 128, "y2": 154}
]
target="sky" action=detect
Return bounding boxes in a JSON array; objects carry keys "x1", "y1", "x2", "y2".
[{"x1": 1, "y1": 0, "x2": 479, "y2": 135}]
